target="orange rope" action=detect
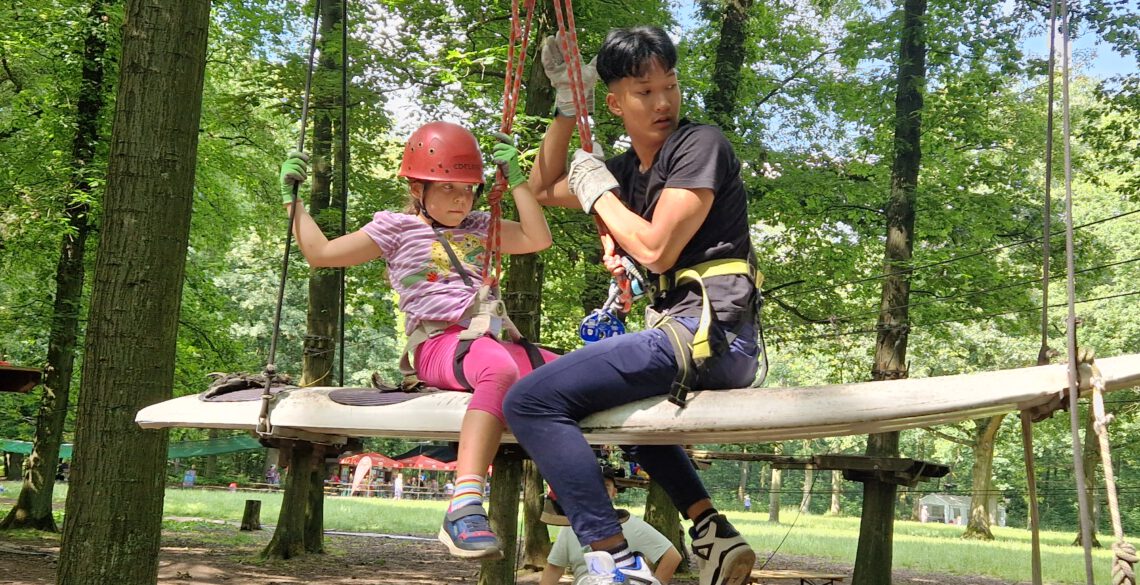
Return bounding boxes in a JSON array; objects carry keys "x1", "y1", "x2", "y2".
[
  {"x1": 552, "y1": 0, "x2": 633, "y2": 313},
  {"x1": 482, "y1": 0, "x2": 536, "y2": 287}
]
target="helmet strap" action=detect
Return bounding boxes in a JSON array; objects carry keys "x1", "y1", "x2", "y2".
[{"x1": 414, "y1": 182, "x2": 449, "y2": 229}]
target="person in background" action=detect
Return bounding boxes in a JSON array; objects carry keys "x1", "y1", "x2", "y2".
[
  {"x1": 182, "y1": 465, "x2": 197, "y2": 489},
  {"x1": 394, "y1": 472, "x2": 405, "y2": 500},
  {"x1": 540, "y1": 467, "x2": 682, "y2": 585}
]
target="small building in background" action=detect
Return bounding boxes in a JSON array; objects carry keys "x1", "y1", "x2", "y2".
[{"x1": 919, "y1": 494, "x2": 1006, "y2": 527}]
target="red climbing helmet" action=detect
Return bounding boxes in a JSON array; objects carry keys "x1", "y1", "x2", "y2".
[{"x1": 398, "y1": 121, "x2": 485, "y2": 184}]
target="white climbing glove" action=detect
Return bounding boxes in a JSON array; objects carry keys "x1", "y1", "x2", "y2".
[
  {"x1": 541, "y1": 34, "x2": 598, "y2": 117},
  {"x1": 568, "y1": 147, "x2": 617, "y2": 214}
]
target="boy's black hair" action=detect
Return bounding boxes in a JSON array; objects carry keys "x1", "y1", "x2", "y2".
[{"x1": 596, "y1": 26, "x2": 677, "y2": 86}]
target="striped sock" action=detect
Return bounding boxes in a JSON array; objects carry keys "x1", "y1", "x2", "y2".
[
  {"x1": 448, "y1": 474, "x2": 485, "y2": 513},
  {"x1": 606, "y1": 541, "x2": 637, "y2": 569}
]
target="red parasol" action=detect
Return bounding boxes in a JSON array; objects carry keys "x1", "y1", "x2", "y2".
[
  {"x1": 396, "y1": 453, "x2": 456, "y2": 471},
  {"x1": 339, "y1": 452, "x2": 403, "y2": 468}
]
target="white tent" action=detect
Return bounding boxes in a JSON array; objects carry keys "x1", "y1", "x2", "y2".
[{"x1": 920, "y1": 493, "x2": 1006, "y2": 527}]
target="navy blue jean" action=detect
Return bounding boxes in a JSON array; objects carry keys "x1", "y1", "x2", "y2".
[{"x1": 503, "y1": 317, "x2": 758, "y2": 546}]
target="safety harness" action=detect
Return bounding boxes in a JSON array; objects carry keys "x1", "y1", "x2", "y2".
[
  {"x1": 647, "y1": 257, "x2": 766, "y2": 407},
  {"x1": 397, "y1": 229, "x2": 547, "y2": 391}
]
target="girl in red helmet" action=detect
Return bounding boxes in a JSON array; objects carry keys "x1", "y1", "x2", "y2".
[{"x1": 278, "y1": 121, "x2": 555, "y2": 560}]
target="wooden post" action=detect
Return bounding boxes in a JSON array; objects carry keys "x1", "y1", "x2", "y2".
[
  {"x1": 645, "y1": 480, "x2": 689, "y2": 573},
  {"x1": 240, "y1": 500, "x2": 262, "y2": 531},
  {"x1": 480, "y1": 448, "x2": 523, "y2": 585}
]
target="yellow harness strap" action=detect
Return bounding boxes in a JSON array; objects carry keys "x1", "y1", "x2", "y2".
[{"x1": 661, "y1": 258, "x2": 759, "y2": 360}]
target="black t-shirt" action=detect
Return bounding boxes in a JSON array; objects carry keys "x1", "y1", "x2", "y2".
[{"x1": 605, "y1": 121, "x2": 755, "y2": 322}]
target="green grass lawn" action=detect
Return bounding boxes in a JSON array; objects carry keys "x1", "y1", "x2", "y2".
[{"x1": 0, "y1": 481, "x2": 1112, "y2": 584}]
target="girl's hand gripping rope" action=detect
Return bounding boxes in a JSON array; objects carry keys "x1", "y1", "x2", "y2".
[{"x1": 490, "y1": 132, "x2": 526, "y2": 189}]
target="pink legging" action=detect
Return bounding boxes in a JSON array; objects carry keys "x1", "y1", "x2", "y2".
[{"x1": 414, "y1": 325, "x2": 558, "y2": 424}]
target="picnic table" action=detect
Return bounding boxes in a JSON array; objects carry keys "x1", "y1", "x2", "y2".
[{"x1": 749, "y1": 569, "x2": 846, "y2": 585}]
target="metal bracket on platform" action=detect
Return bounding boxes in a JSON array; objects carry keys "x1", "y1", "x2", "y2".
[{"x1": 255, "y1": 427, "x2": 348, "y2": 447}]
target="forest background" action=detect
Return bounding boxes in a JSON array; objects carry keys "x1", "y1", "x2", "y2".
[{"x1": 1, "y1": 0, "x2": 1139, "y2": 555}]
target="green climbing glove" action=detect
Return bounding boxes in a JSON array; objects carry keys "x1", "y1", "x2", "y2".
[
  {"x1": 491, "y1": 141, "x2": 525, "y2": 189},
  {"x1": 279, "y1": 151, "x2": 309, "y2": 204}
]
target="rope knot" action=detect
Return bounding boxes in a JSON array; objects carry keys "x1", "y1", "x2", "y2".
[{"x1": 1112, "y1": 540, "x2": 1136, "y2": 585}]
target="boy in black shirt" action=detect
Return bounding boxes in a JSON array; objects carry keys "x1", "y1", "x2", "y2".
[{"x1": 504, "y1": 26, "x2": 759, "y2": 585}]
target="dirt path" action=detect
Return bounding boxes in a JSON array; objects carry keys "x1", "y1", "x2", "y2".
[{"x1": 0, "y1": 519, "x2": 1028, "y2": 585}]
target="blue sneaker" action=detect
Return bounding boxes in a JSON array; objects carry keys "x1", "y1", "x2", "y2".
[{"x1": 438, "y1": 504, "x2": 502, "y2": 560}]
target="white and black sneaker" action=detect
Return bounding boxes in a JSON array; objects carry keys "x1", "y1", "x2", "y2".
[
  {"x1": 688, "y1": 513, "x2": 755, "y2": 585},
  {"x1": 580, "y1": 550, "x2": 661, "y2": 585}
]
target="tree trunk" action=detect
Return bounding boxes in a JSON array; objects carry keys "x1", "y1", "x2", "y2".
[
  {"x1": 480, "y1": 452, "x2": 523, "y2": 585},
  {"x1": 738, "y1": 460, "x2": 750, "y2": 502},
  {"x1": 205, "y1": 429, "x2": 219, "y2": 480},
  {"x1": 1, "y1": 0, "x2": 113, "y2": 534},
  {"x1": 241, "y1": 500, "x2": 263, "y2": 531},
  {"x1": 852, "y1": 1, "x2": 925, "y2": 584},
  {"x1": 56, "y1": 2, "x2": 210, "y2": 583},
  {"x1": 265, "y1": 0, "x2": 346, "y2": 558},
  {"x1": 520, "y1": 461, "x2": 551, "y2": 571},
  {"x1": 768, "y1": 466, "x2": 782, "y2": 523},
  {"x1": 964, "y1": 415, "x2": 1004, "y2": 540},
  {"x1": 800, "y1": 468, "x2": 813, "y2": 513},
  {"x1": 703, "y1": 0, "x2": 754, "y2": 132},
  {"x1": 264, "y1": 441, "x2": 314, "y2": 560},
  {"x1": 304, "y1": 445, "x2": 327, "y2": 553},
  {"x1": 830, "y1": 470, "x2": 842, "y2": 515},
  {"x1": 644, "y1": 480, "x2": 690, "y2": 573},
  {"x1": 4, "y1": 454, "x2": 23, "y2": 481}
]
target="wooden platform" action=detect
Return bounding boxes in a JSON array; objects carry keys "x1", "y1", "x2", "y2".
[
  {"x1": 0, "y1": 365, "x2": 41, "y2": 393},
  {"x1": 749, "y1": 569, "x2": 845, "y2": 584},
  {"x1": 135, "y1": 353, "x2": 1140, "y2": 444}
]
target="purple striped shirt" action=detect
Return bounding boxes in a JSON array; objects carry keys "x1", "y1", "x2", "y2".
[{"x1": 361, "y1": 210, "x2": 490, "y2": 334}]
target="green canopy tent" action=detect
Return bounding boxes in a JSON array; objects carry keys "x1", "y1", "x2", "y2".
[{"x1": 1, "y1": 435, "x2": 264, "y2": 460}]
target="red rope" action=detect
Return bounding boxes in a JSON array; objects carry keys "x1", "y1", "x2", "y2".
[
  {"x1": 553, "y1": 0, "x2": 633, "y2": 313},
  {"x1": 482, "y1": 0, "x2": 536, "y2": 287}
]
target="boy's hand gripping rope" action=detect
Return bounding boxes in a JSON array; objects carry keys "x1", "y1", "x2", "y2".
[{"x1": 552, "y1": 0, "x2": 634, "y2": 314}]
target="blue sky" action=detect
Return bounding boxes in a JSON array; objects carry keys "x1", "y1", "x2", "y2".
[{"x1": 672, "y1": 3, "x2": 1134, "y2": 80}]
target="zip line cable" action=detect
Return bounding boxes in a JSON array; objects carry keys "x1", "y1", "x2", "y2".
[
  {"x1": 770, "y1": 289, "x2": 1140, "y2": 345},
  {"x1": 766, "y1": 255, "x2": 1140, "y2": 334},
  {"x1": 765, "y1": 208, "x2": 1140, "y2": 302}
]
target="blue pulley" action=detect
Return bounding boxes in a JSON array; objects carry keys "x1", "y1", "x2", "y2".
[{"x1": 579, "y1": 309, "x2": 626, "y2": 343}]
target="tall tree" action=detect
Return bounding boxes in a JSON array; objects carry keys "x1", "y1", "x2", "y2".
[
  {"x1": 701, "y1": 0, "x2": 754, "y2": 132},
  {"x1": 964, "y1": 415, "x2": 1006, "y2": 540},
  {"x1": 852, "y1": 0, "x2": 926, "y2": 584},
  {"x1": 263, "y1": 0, "x2": 346, "y2": 559},
  {"x1": 1, "y1": 0, "x2": 115, "y2": 533},
  {"x1": 56, "y1": 1, "x2": 210, "y2": 583}
]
